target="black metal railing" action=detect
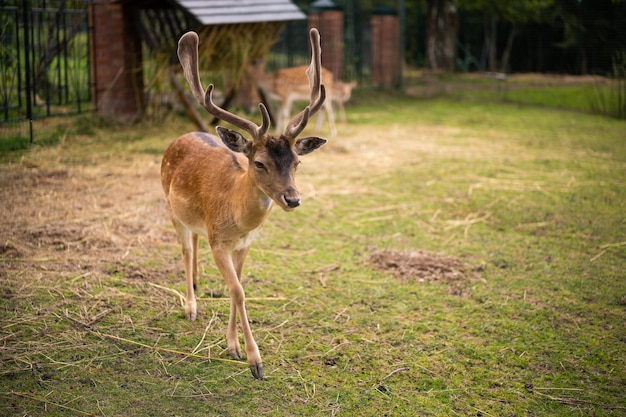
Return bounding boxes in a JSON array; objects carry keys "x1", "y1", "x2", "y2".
[{"x1": 1, "y1": 0, "x2": 93, "y2": 143}]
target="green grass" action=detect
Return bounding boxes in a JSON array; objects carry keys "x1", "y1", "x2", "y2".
[
  {"x1": 1, "y1": 85, "x2": 625, "y2": 416},
  {"x1": 0, "y1": 116, "x2": 98, "y2": 163},
  {"x1": 401, "y1": 72, "x2": 623, "y2": 116}
]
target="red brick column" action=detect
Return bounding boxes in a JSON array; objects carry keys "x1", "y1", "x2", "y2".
[
  {"x1": 309, "y1": 9, "x2": 343, "y2": 82},
  {"x1": 371, "y1": 13, "x2": 400, "y2": 87},
  {"x1": 90, "y1": 1, "x2": 144, "y2": 122}
]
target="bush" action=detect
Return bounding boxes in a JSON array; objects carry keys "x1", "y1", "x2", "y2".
[{"x1": 587, "y1": 51, "x2": 626, "y2": 119}]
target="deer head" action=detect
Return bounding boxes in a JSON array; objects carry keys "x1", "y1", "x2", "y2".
[{"x1": 177, "y1": 29, "x2": 327, "y2": 211}]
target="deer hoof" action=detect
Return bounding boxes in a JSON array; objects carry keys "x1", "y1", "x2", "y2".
[
  {"x1": 228, "y1": 347, "x2": 243, "y2": 361},
  {"x1": 185, "y1": 306, "x2": 197, "y2": 321},
  {"x1": 250, "y1": 364, "x2": 264, "y2": 380}
]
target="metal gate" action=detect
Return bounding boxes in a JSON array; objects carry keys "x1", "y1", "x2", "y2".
[
  {"x1": 268, "y1": 1, "x2": 373, "y2": 83},
  {"x1": 1, "y1": 0, "x2": 93, "y2": 144}
]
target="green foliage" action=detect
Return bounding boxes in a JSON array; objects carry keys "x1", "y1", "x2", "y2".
[
  {"x1": 0, "y1": 119, "x2": 70, "y2": 162},
  {"x1": 0, "y1": 133, "x2": 30, "y2": 153},
  {"x1": 459, "y1": 0, "x2": 555, "y2": 23},
  {"x1": 587, "y1": 51, "x2": 626, "y2": 119}
]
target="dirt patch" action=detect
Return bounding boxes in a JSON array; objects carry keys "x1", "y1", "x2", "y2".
[
  {"x1": 106, "y1": 259, "x2": 178, "y2": 282},
  {"x1": 0, "y1": 157, "x2": 173, "y2": 284},
  {"x1": 370, "y1": 249, "x2": 479, "y2": 296},
  {"x1": 0, "y1": 241, "x2": 26, "y2": 259}
]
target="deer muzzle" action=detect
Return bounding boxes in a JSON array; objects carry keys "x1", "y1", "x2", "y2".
[{"x1": 281, "y1": 189, "x2": 301, "y2": 210}]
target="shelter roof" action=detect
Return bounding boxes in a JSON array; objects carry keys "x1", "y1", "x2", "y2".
[{"x1": 176, "y1": 0, "x2": 306, "y2": 25}]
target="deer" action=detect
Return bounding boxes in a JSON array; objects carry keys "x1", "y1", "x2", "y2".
[
  {"x1": 332, "y1": 80, "x2": 357, "y2": 123},
  {"x1": 248, "y1": 59, "x2": 337, "y2": 138},
  {"x1": 160, "y1": 29, "x2": 327, "y2": 380}
]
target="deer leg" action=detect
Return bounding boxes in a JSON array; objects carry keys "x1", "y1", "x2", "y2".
[
  {"x1": 233, "y1": 246, "x2": 251, "y2": 282},
  {"x1": 338, "y1": 102, "x2": 347, "y2": 123},
  {"x1": 174, "y1": 222, "x2": 197, "y2": 321},
  {"x1": 226, "y1": 296, "x2": 243, "y2": 360},
  {"x1": 275, "y1": 102, "x2": 284, "y2": 134},
  {"x1": 192, "y1": 233, "x2": 199, "y2": 291},
  {"x1": 220, "y1": 248, "x2": 244, "y2": 360},
  {"x1": 315, "y1": 109, "x2": 325, "y2": 132},
  {"x1": 277, "y1": 99, "x2": 293, "y2": 134},
  {"x1": 325, "y1": 100, "x2": 337, "y2": 137},
  {"x1": 225, "y1": 246, "x2": 251, "y2": 360},
  {"x1": 212, "y1": 245, "x2": 263, "y2": 379}
]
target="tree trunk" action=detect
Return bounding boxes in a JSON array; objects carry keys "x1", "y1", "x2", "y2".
[
  {"x1": 442, "y1": 1, "x2": 459, "y2": 72},
  {"x1": 424, "y1": 0, "x2": 459, "y2": 73},
  {"x1": 579, "y1": 47, "x2": 588, "y2": 75},
  {"x1": 425, "y1": 0, "x2": 439, "y2": 71},
  {"x1": 500, "y1": 24, "x2": 516, "y2": 73},
  {"x1": 170, "y1": 73, "x2": 209, "y2": 133}
]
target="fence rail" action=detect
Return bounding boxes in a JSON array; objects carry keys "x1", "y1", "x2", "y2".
[{"x1": 1, "y1": 0, "x2": 93, "y2": 143}]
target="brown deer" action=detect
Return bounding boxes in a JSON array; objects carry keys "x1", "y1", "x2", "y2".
[
  {"x1": 160, "y1": 29, "x2": 327, "y2": 380},
  {"x1": 248, "y1": 60, "x2": 337, "y2": 137}
]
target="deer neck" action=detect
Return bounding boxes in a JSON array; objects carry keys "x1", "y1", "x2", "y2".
[{"x1": 232, "y1": 168, "x2": 273, "y2": 231}]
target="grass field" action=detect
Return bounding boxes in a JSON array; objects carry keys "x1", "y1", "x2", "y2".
[{"x1": 1, "y1": 78, "x2": 625, "y2": 416}]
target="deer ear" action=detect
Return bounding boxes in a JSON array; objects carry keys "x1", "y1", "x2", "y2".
[
  {"x1": 216, "y1": 126, "x2": 251, "y2": 155},
  {"x1": 294, "y1": 136, "x2": 327, "y2": 156}
]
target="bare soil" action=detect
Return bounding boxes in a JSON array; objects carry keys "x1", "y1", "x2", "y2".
[{"x1": 370, "y1": 249, "x2": 479, "y2": 296}]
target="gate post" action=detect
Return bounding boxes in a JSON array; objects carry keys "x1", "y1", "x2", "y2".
[
  {"x1": 371, "y1": 7, "x2": 401, "y2": 88},
  {"x1": 308, "y1": 0, "x2": 343, "y2": 82},
  {"x1": 90, "y1": 0, "x2": 144, "y2": 123}
]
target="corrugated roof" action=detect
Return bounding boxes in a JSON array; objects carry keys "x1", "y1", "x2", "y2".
[{"x1": 176, "y1": 0, "x2": 306, "y2": 25}]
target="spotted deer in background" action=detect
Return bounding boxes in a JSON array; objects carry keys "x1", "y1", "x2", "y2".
[{"x1": 248, "y1": 58, "x2": 337, "y2": 137}]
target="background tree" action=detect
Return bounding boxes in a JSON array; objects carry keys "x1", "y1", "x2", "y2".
[
  {"x1": 289, "y1": 0, "x2": 624, "y2": 75},
  {"x1": 459, "y1": 0, "x2": 554, "y2": 72},
  {"x1": 551, "y1": 0, "x2": 625, "y2": 74},
  {"x1": 423, "y1": 0, "x2": 459, "y2": 71}
]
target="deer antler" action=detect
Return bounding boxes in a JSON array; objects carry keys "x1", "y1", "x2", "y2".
[
  {"x1": 283, "y1": 28, "x2": 326, "y2": 139},
  {"x1": 177, "y1": 32, "x2": 270, "y2": 139}
]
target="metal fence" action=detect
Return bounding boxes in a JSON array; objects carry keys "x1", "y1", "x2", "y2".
[
  {"x1": 1, "y1": 0, "x2": 93, "y2": 143},
  {"x1": 268, "y1": 4, "x2": 375, "y2": 84}
]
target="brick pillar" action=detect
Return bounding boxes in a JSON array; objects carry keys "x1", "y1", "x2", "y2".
[
  {"x1": 308, "y1": 8, "x2": 343, "y2": 82},
  {"x1": 371, "y1": 11, "x2": 400, "y2": 88},
  {"x1": 90, "y1": 1, "x2": 144, "y2": 123}
]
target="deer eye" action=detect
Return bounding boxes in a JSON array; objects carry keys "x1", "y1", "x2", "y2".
[{"x1": 254, "y1": 161, "x2": 266, "y2": 170}]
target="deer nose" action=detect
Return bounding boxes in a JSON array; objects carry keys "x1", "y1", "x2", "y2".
[{"x1": 283, "y1": 193, "x2": 301, "y2": 208}]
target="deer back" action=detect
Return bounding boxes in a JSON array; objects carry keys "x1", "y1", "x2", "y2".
[
  {"x1": 256, "y1": 65, "x2": 334, "y2": 103},
  {"x1": 161, "y1": 132, "x2": 269, "y2": 237}
]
